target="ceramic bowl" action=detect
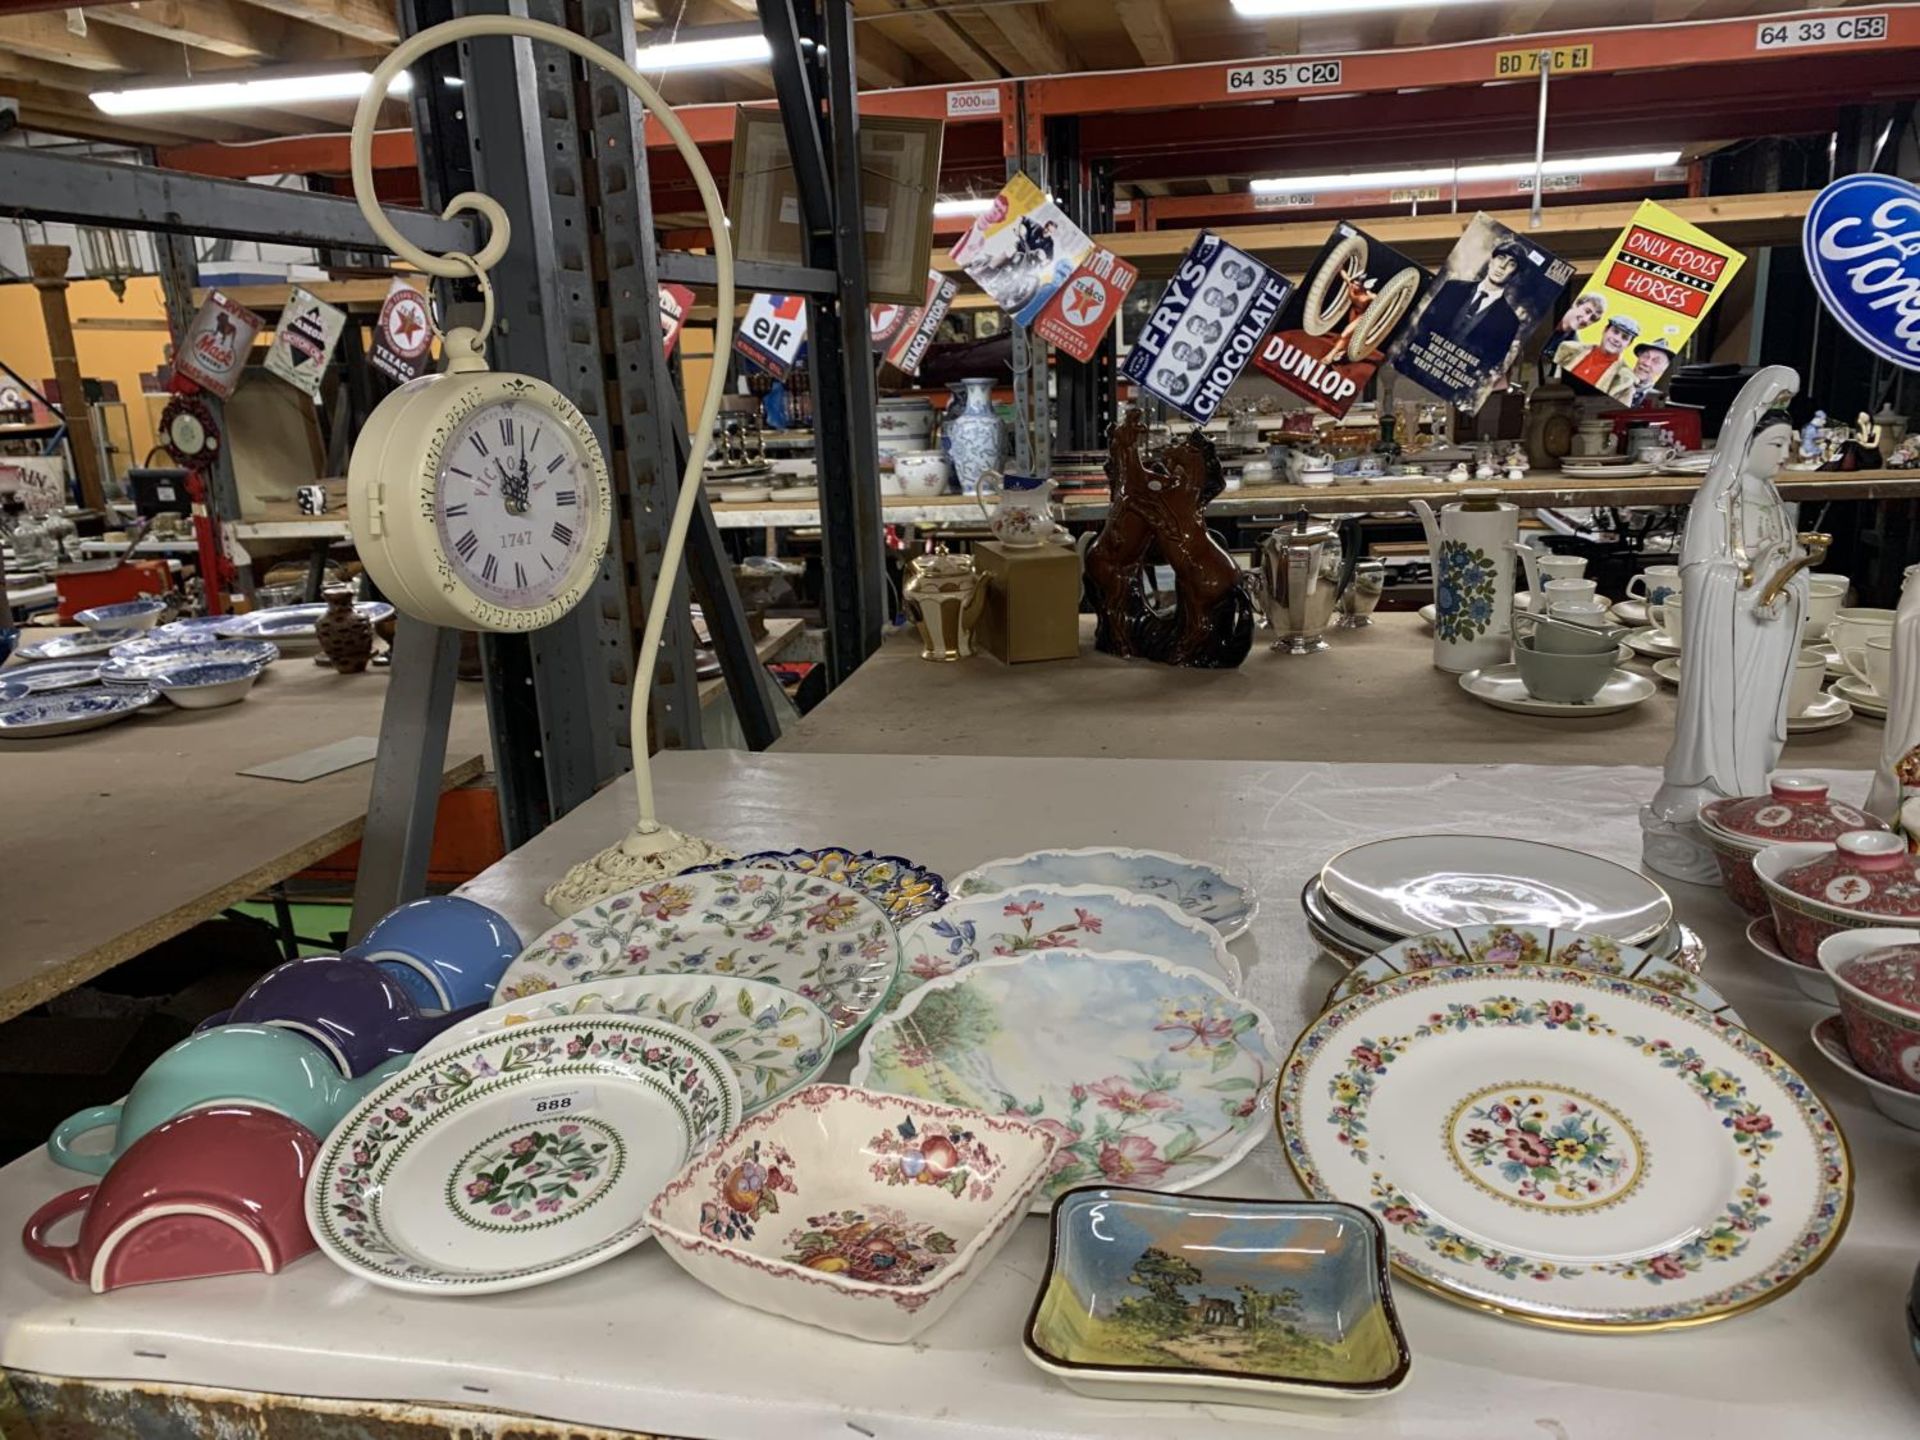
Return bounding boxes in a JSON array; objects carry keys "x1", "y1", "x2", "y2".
[
  {"x1": 1699, "y1": 776, "x2": 1886, "y2": 918},
  {"x1": 1755, "y1": 834, "x2": 1920, "y2": 963},
  {"x1": 1024, "y1": 1187, "x2": 1412, "y2": 1405},
  {"x1": 22, "y1": 1106, "x2": 318, "y2": 1293},
  {"x1": 1511, "y1": 641, "x2": 1612, "y2": 703},
  {"x1": 152, "y1": 660, "x2": 260, "y2": 709},
  {"x1": 345, "y1": 894, "x2": 523, "y2": 1010},
  {"x1": 75, "y1": 598, "x2": 166, "y2": 632},
  {"x1": 648, "y1": 1084, "x2": 1056, "y2": 1343},
  {"x1": 1810, "y1": 1015, "x2": 1920, "y2": 1130},
  {"x1": 1819, "y1": 941, "x2": 1920, "y2": 1093},
  {"x1": 1749, "y1": 917, "x2": 1839, "y2": 1004},
  {"x1": 891, "y1": 451, "x2": 953, "y2": 497},
  {"x1": 47, "y1": 1025, "x2": 407, "y2": 1176}
]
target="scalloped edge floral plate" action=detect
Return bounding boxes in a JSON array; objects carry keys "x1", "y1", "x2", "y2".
[
  {"x1": 952, "y1": 848, "x2": 1256, "y2": 941},
  {"x1": 1323, "y1": 924, "x2": 1739, "y2": 1026},
  {"x1": 414, "y1": 974, "x2": 835, "y2": 1115},
  {"x1": 683, "y1": 846, "x2": 948, "y2": 925},
  {"x1": 307, "y1": 1015, "x2": 741, "y2": 1295},
  {"x1": 1279, "y1": 962, "x2": 1851, "y2": 1331}
]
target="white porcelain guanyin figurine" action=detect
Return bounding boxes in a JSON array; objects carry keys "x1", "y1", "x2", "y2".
[
  {"x1": 1868, "y1": 562, "x2": 1920, "y2": 832},
  {"x1": 1642, "y1": 365, "x2": 1829, "y2": 883}
]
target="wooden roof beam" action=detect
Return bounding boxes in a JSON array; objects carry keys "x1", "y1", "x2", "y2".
[
  {"x1": 0, "y1": 12, "x2": 197, "y2": 72},
  {"x1": 230, "y1": 0, "x2": 397, "y2": 46},
  {"x1": 6, "y1": 79, "x2": 266, "y2": 146},
  {"x1": 973, "y1": 3, "x2": 1077, "y2": 76},
  {"x1": 1115, "y1": 0, "x2": 1178, "y2": 67},
  {"x1": 876, "y1": 0, "x2": 1002, "y2": 82},
  {"x1": 853, "y1": 23, "x2": 916, "y2": 88},
  {"x1": 88, "y1": 2, "x2": 275, "y2": 60}
]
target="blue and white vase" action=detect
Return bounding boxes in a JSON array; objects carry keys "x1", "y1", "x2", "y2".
[{"x1": 944, "y1": 377, "x2": 1006, "y2": 497}]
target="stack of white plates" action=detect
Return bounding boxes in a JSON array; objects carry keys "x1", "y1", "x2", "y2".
[{"x1": 1302, "y1": 834, "x2": 1690, "y2": 969}]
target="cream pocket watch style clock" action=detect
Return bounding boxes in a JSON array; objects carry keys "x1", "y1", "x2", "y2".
[{"x1": 349, "y1": 329, "x2": 613, "y2": 632}]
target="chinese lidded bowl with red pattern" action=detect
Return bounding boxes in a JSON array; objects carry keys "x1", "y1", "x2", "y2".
[
  {"x1": 1755, "y1": 831, "x2": 1920, "y2": 964},
  {"x1": 1700, "y1": 775, "x2": 1887, "y2": 917},
  {"x1": 1820, "y1": 943, "x2": 1920, "y2": 1093}
]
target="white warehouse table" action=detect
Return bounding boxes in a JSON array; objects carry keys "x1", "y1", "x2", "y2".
[{"x1": 3, "y1": 751, "x2": 1919, "y2": 1438}]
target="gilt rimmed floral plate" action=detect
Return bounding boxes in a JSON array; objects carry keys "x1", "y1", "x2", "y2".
[
  {"x1": 1324, "y1": 924, "x2": 1740, "y2": 1025},
  {"x1": 1320, "y1": 835, "x2": 1672, "y2": 946},
  {"x1": 0, "y1": 686, "x2": 153, "y2": 737},
  {"x1": 897, "y1": 884, "x2": 1239, "y2": 1003},
  {"x1": 414, "y1": 975, "x2": 834, "y2": 1114},
  {"x1": 307, "y1": 1016, "x2": 739, "y2": 1295},
  {"x1": 683, "y1": 846, "x2": 947, "y2": 924},
  {"x1": 494, "y1": 868, "x2": 901, "y2": 1050},
  {"x1": 1279, "y1": 962, "x2": 1851, "y2": 1331},
  {"x1": 953, "y1": 848, "x2": 1256, "y2": 941},
  {"x1": 852, "y1": 949, "x2": 1280, "y2": 1210}
]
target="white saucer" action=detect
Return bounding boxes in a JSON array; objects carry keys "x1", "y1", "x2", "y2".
[
  {"x1": 1651, "y1": 656, "x2": 1682, "y2": 687},
  {"x1": 1745, "y1": 916, "x2": 1836, "y2": 1005},
  {"x1": 1787, "y1": 692, "x2": 1854, "y2": 732},
  {"x1": 1459, "y1": 663, "x2": 1656, "y2": 717},
  {"x1": 1418, "y1": 603, "x2": 1436, "y2": 628},
  {"x1": 1809, "y1": 1014, "x2": 1920, "y2": 1131},
  {"x1": 1830, "y1": 675, "x2": 1888, "y2": 717},
  {"x1": 1623, "y1": 626, "x2": 1682, "y2": 659},
  {"x1": 1609, "y1": 599, "x2": 1650, "y2": 627}
]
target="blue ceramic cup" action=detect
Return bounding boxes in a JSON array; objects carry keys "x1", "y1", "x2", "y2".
[
  {"x1": 46, "y1": 1025, "x2": 409, "y2": 1175},
  {"x1": 345, "y1": 895, "x2": 522, "y2": 1010},
  {"x1": 198, "y1": 955, "x2": 483, "y2": 1077}
]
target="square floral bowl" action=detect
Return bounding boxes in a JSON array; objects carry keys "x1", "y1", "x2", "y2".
[
  {"x1": 646, "y1": 1084, "x2": 1055, "y2": 1343},
  {"x1": 1024, "y1": 1187, "x2": 1411, "y2": 1408}
]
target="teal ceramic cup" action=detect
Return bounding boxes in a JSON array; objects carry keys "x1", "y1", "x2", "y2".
[{"x1": 46, "y1": 1024, "x2": 410, "y2": 1176}]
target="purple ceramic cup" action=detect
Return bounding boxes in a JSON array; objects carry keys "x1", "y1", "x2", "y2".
[{"x1": 197, "y1": 956, "x2": 484, "y2": 1077}]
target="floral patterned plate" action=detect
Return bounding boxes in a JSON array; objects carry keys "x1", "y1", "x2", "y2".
[
  {"x1": 413, "y1": 975, "x2": 835, "y2": 1115},
  {"x1": 896, "y1": 883, "x2": 1240, "y2": 1003},
  {"x1": 1279, "y1": 962, "x2": 1851, "y2": 1331},
  {"x1": 852, "y1": 949, "x2": 1280, "y2": 1209},
  {"x1": 306, "y1": 1016, "x2": 740, "y2": 1295},
  {"x1": 952, "y1": 848, "x2": 1256, "y2": 941},
  {"x1": 684, "y1": 846, "x2": 947, "y2": 924},
  {"x1": 1323, "y1": 924, "x2": 1741, "y2": 1026},
  {"x1": 493, "y1": 868, "x2": 901, "y2": 1051}
]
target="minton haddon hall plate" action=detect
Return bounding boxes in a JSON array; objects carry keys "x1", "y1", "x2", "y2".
[
  {"x1": 1280, "y1": 962, "x2": 1850, "y2": 1331},
  {"x1": 853, "y1": 949, "x2": 1279, "y2": 1208},
  {"x1": 309, "y1": 1016, "x2": 740, "y2": 1295},
  {"x1": 495, "y1": 868, "x2": 900, "y2": 1048}
]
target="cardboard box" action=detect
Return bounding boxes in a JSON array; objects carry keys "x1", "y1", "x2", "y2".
[{"x1": 975, "y1": 540, "x2": 1080, "y2": 663}]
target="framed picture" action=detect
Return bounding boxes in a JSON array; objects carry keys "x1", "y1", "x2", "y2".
[{"x1": 728, "y1": 109, "x2": 944, "y2": 305}]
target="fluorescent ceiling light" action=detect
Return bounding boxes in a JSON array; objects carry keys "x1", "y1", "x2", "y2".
[
  {"x1": 1251, "y1": 150, "x2": 1683, "y2": 194},
  {"x1": 1231, "y1": 0, "x2": 1491, "y2": 15},
  {"x1": 933, "y1": 198, "x2": 995, "y2": 217},
  {"x1": 633, "y1": 34, "x2": 772, "y2": 70},
  {"x1": 93, "y1": 69, "x2": 412, "y2": 116}
]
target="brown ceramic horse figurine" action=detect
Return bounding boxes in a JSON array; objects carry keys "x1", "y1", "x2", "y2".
[{"x1": 1082, "y1": 407, "x2": 1253, "y2": 668}]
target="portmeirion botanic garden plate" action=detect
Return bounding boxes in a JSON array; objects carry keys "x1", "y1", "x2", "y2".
[
  {"x1": 308, "y1": 1016, "x2": 740, "y2": 1295},
  {"x1": 684, "y1": 846, "x2": 948, "y2": 924},
  {"x1": 953, "y1": 848, "x2": 1256, "y2": 941},
  {"x1": 494, "y1": 868, "x2": 901, "y2": 1050},
  {"x1": 896, "y1": 884, "x2": 1240, "y2": 1003},
  {"x1": 1279, "y1": 962, "x2": 1851, "y2": 1331},
  {"x1": 1319, "y1": 835, "x2": 1672, "y2": 945},
  {"x1": 414, "y1": 975, "x2": 835, "y2": 1114},
  {"x1": 852, "y1": 950, "x2": 1280, "y2": 1209},
  {"x1": 1324, "y1": 925, "x2": 1742, "y2": 1026}
]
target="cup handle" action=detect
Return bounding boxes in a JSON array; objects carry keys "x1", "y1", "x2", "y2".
[
  {"x1": 47, "y1": 1105, "x2": 121, "y2": 1176},
  {"x1": 1626, "y1": 574, "x2": 1647, "y2": 600},
  {"x1": 22, "y1": 1187, "x2": 94, "y2": 1283},
  {"x1": 1842, "y1": 647, "x2": 1872, "y2": 687},
  {"x1": 1649, "y1": 602, "x2": 1664, "y2": 634},
  {"x1": 974, "y1": 469, "x2": 1001, "y2": 524}
]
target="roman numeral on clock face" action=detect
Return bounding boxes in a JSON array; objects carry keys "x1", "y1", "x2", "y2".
[
  {"x1": 552, "y1": 521, "x2": 575, "y2": 546},
  {"x1": 499, "y1": 417, "x2": 515, "y2": 446},
  {"x1": 444, "y1": 502, "x2": 468, "y2": 518},
  {"x1": 555, "y1": 489, "x2": 577, "y2": 507},
  {"x1": 546, "y1": 453, "x2": 566, "y2": 474},
  {"x1": 455, "y1": 530, "x2": 479, "y2": 561},
  {"x1": 470, "y1": 433, "x2": 490, "y2": 457},
  {"x1": 514, "y1": 561, "x2": 527, "y2": 589},
  {"x1": 481, "y1": 553, "x2": 499, "y2": 584}
]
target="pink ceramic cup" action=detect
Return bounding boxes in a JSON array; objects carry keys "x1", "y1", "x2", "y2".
[{"x1": 22, "y1": 1105, "x2": 318, "y2": 1293}]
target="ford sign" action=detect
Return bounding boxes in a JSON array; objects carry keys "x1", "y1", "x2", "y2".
[{"x1": 1804, "y1": 173, "x2": 1920, "y2": 371}]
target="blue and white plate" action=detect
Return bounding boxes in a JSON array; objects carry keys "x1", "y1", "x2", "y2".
[
  {"x1": 953, "y1": 847, "x2": 1257, "y2": 941},
  {"x1": 11, "y1": 630, "x2": 138, "y2": 663},
  {"x1": 75, "y1": 598, "x2": 167, "y2": 632},
  {"x1": 0, "y1": 659, "x2": 105, "y2": 700},
  {"x1": 683, "y1": 846, "x2": 947, "y2": 925},
  {"x1": 0, "y1": 686, "x2": 154, "y2": 738},
  {"x1": 100, "y1": 639, "x2": 279, "y2": 684},
  {"x1": 158, "y1": 615, "x2": 232, "y2": 636},
  {"x1": 216, "y1": 601, "x2": 393, "y2": 642}
]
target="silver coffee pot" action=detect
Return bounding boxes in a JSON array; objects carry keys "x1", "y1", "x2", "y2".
[{"x1": 1252, "y1": 514, "x2": 1344, "y2": 655}]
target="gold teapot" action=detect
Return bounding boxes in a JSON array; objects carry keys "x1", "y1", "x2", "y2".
[{"x1": 902, "y1": 546, "x2": 987, "y2": 662}]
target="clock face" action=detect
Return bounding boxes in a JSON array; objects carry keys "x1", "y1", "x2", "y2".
[
  {"x1": 432, "y1": 397, "x2": 597, "y2": 610},
  {"x1": 169, "y1": 410, "x2": 207, "y2": 454}
]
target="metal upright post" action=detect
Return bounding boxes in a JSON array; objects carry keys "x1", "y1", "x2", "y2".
[
  {"x1": 1046, "y1": 119, "x2": 1115, "y2": 452},
  {"x1": 1007, "y1": 85, "x2": 1051, "y2": 477}
]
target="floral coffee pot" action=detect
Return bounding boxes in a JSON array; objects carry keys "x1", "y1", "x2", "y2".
[
  {"x1": 1409, "y1": 488, "x2": 1518, "y2": 674},
  {"x1": 975, "y1": 471, "x2": 1062, "y2": 548}
]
